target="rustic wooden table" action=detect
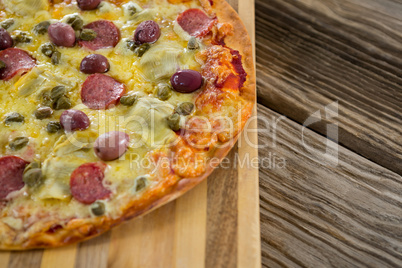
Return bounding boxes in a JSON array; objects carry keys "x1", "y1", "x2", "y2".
[{"x1": 256, "y1": 0, "x2": 402, "y2": 267}]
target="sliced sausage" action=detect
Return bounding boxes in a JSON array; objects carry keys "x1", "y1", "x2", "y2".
[
  {"x1": 79, "y1": 20, "x2": 120, "y2": 51},
  {"x1": 81, "y1": 73, "x2": 126, "y2": 110},
  {"x1": 0, "y1": 156, "x2": 27, "y2": 200},
  {"x1": 70, "y1": 162, "x2": 111, "y2": 204},
  {"x1": 0, "y1": 48, "x2": 36, "y2": 80},
  {"x1": 177, "y1": 9, "x2": 216, "y2": 37},
  {"x1": 134, "y1": 20, "x2": 160, "y2": 44}
]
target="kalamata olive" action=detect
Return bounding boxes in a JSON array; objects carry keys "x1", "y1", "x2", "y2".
[
  {"x1": 0, "y1": 28, "x2": 13, "y2": 50},
  {"x1": 80, "y1": 54, "x2": 109, "y2": 74},
  {"x1": 170, "y1": 69, "x2": 203, "y2": 93},
  {"x1": 60, "y1": 109, "x2": 90, "y2": 132},
  {"x1": 77, "y1": 0, "x2": 102, "y2": 10},
  {"x1": 48, "y1": 22, "x2": 76, "y2": 47},
  {"x1": 94, "y1": 131, "x2": 129, "y2": 161},
  {"x1": 134, "y1": 20, "x2": 160, "y2": 44}
]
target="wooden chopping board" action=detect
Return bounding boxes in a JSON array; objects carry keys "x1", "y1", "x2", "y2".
[{"x1": 0, "y1": 0, "x2": 259, "y2": 267}]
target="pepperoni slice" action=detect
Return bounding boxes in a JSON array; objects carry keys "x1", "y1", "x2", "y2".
[
  {"x1": 70, "y1": 162, "x2": 111, "y2": 204},
  {"x1": 79, "y1": 20, "x2": 120, "y2": 51},
  {"x1": 0, "y1": 48, "x2": 36, "y2": 81},
  {"x1": 0, "y1": 156, "x2": 27, "y2": 200},
  {"x1": 177, "y1": 9, "x2": 216, "y2": 37},
  {"x1": 81, "y1": 73, "x2": 126, "y2": 110}
]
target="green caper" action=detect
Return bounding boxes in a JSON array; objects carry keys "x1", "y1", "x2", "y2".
[
  {"x1": 134, "y1": 43, "x2": 150, "y2": 57},
  {"x1": 175, "y1": 102, "x2": 194, "y2": 116},
  {"x1": 156, "y1": 84, "x2": 172, "y2": 101},
  {"x1": 23, "y1": 168, "x2": 43, "y2": 187},
  {"x1": 9, "y1": 137, "x2": 29, "y2": 151},
  {"x1": 14, "y1": 31, "x2": 31, "y2": 43},
  {"x1": 54, "y1": 96, "x2": 71, "y2": 110},
  {"x1": 135, "y1": 176, "x2": 147, "y2": 192},
  {"x1": 5, "y1": 112, "x2": 24, "y2": 124},
  {"x1": 0, "y1": 60, "x2": 6, "y2": 69},
  {"x1": 40, "y1": 91, "x2": 53, "y2": 107},
  {"x1": 33, "y1": 21, "x2": 50, "y2": 35},
  {"x1": 50, "y1": 85, "x2": 66, "y2": 100},
  {"x1": 119, "y1": 94, "x2": 137, "y2": 106},
  {"x1": 46, "y1": 121, "x2": 62, "y2": 133},
  {"x1": 24, "y1": 162, "x2": 41, "y2": 173},
  {"x1": 34, "y1": 107, "x2": 53, "y2": 119},
  {"x1": 126, "y1": 40, "x2": 138, "y2": 51},
  {"x1": 40, "y1": 43, "x2": 55, "y2": 57},
  {"x1": 187, "y1": 37, "x2": 199, "y2": 50},
  {"x1": 166, "y1": 113, "x2": 181, "y2": 131},
  {"x1": 51, "y1": 51, "x2": 61, "y2": 65},
  {"x1": 91, "y1": 202, "x2": 105, "y2": 216},
  {"x1": 1, "y1": 19, "x2": 14, "y2": 30},
  {"x1": 66, "y1": 15, "x2": 84, "y2": 31},
  {"x1": 80, "y1": 29, "x2": 97, "y2": 41},
  {"x1": 125, "y1": 5, "x2": 138, "y2": 16}
]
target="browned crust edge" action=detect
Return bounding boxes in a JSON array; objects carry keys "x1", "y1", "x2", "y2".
[{"x1": 0, "y1": 0, "x2": 255, "y2": 250}]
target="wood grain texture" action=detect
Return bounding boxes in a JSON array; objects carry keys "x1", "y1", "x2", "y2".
[
  {"x1": 257, "y1": 104, "x2": 402, "y2": 267},
  {"x1": 8, "y1": 250, "x2": 43, "y2": 268},
  {"x1": 40, "y1": 244, "x2": 76, "y2": 268},
  {"x1": 255, "y1": 0, "x2": 402, "y2": 174}
]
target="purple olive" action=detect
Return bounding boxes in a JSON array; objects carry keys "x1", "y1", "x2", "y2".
[
  {"x1": 80, "y1": 54, "x2": 110, "y2": 74},
  {"x1": 170, "y1": 69, "x2": 203, "y2": 93},
  {"x1": 134, "y1": 20, "x2": 160, "y2": 44},
  {"x1": 0, "y1": 28, "x2": 13, "y2": 50},
  {"x1": 48, "y1": 22, "x2": 76, "y2": 47},
  {"x1": 60, "y1": 109, "x2": 90, "y2": 132},
  {"x1": 77, "y1": 0, "x2": 102, "y2": 10},
  {"x1": 94, "y1": 131, "x2": 129, "y2": 161}
]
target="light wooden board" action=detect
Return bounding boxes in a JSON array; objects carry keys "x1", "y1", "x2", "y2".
[{"x1": 2, "y1": 0, "x2": 260, "y2": 267}]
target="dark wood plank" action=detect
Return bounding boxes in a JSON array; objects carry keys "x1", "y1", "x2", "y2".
[
  {"x1": 257, "y1": 104, "x2": 402, "y2": 267},
  {"x1": 206, "y1": 147, "x2": 238, "y2": 268},
  {"x1": 8, "y1": 250, "x2": 43, "y2": 268},
  {"x1": 255, "y1": 0, "x2": 402, "y2": 174}
]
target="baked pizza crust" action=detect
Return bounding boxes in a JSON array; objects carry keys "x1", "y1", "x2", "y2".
[{"x1": 0, "y1": 0, "x2": 255, "y2": 250}]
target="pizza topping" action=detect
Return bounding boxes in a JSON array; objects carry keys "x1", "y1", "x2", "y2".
[
  {"x1": 80, "y1": 54, "x2": 110, "y2": 74},
  {"x1": 0, "y1": 28, "x2": 13, "y2": 50},
  {"x1": 33, "y1": 21, "x2": 51, "y2": 35},
  {"x1": 156, "y1": 83, "x2": 173, "y2": 101},
  {"x1": 22, "y1": 168, "x2": 43, "y2": 187},
  {"x1": 81, "y1": 74, "x2": 126, "y2": 110},
  {"x1": 134, "y1": 20, "x2": 161, "y2": 45},
  {"x1": 119, "y1": 93, "x2": 137, "y2": 106},
  {"x1": 77, "y1": 0, "x2": 102, "y2": 11},
  {"x1": 66, "y1": 15, "x2": 84, "y2": 31},
  {"x1": 51, "y1": 51, "x2": 62, "y2": 65},
  {"x1": 48, "y1": 22, "x2": 76, "y2": 47},
  {"x1": 34, "y1": 107, "x2": 53, "y2": 119},
  {"x1": 51, "y1": 85, "x2": 66, "y2": 100},
  {"x1": 80, "y1": 29, "x2": 97, "y2": 41},
  {"x1": 60, "y1": 109, "x2": 90, "y2": 132},
  {"x1": 175, "y1": 102, "x2": 194, "y2": 115},
  {"x1": 54, "y1": 96, "x2": 72, "y2": 110},
  {"x1": 46, "y1": 121, "x2": 62, "y2": 133},
  {"x1": 13, "y1": 31, "x2": 32, "y2": 44},
  {"x1": 0, "y1": 48, "x2": 36, "y2": 80},
  {"x1": 166, "y1": 113, "x2": 181, "y2": 131},
  {"x1": 170, "y1": 69, "x2": 203, "y2": 93},
  {"x1": 79, "y1": 20, "x2": 120, "y2": 51},
  {"x1": 0, "y1": 156, "x2": 27, "y2": 200},
  {"x1": 0, "y1": 19, "x2": 14, "y2": 30},
  {"x1": 9, "y1": 137, "x2": 29, "y2": 151},
  {"x1": 4, "y1": 112, "x2": 24, "y2": 124},
  {"x1": 134, "y1": 176, "x2": 147, "y2": 192},
  {"x1": 187, "y1": 36, "x2": 200, "y2": 50},
  {"x1": 91, "y1": 201, "x2": 105, "y2": 216},
  {"x1": 177, "y1": 9, "x2": 216, "y2": 37},
  {"x1": 40, "y1": 43, "x2": 56, "y2": 57},
  {"x1": 70, "y1": 162, "x2": 111, "y2": 204},
  {"x1": 94, "y1": 131, "x2": 130, "y2": 161}
]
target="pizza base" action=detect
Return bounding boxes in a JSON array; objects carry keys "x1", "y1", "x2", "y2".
[{"x1": 0, "y1": 0, "x2": 255, "y2": 250}]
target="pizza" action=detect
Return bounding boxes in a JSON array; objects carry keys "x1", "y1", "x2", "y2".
[{"x1": 0, "y1": 0, "x2": 254, "y2": 249}]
